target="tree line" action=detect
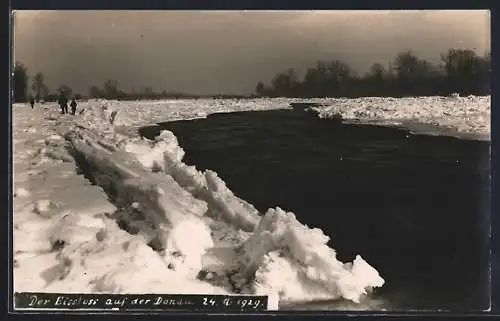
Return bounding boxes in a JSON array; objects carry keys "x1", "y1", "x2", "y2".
[
  {"x1": 12, "y1": 47, "x2": 490, "y2": 103},
  {"x1": 254, "y1": 48, "x2": 490, "y2": 98},
  {"x1": 12, "y1": 65, "x2": 253, "y2": 103},
  {"x1": 12, "y1": 64, "x2": 83, "y2": 103},
  {"x1": 88, "y1": 81, "x2": 251, "y2": 100}
]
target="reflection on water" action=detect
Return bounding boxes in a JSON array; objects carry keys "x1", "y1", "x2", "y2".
[{"x1": 139, "y1": 109, "x2": 491, "y2": 312}]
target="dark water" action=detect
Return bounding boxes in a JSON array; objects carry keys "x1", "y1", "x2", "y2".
[{"x1": 139, "y1": 107, "x2": 491, "y2": 312}]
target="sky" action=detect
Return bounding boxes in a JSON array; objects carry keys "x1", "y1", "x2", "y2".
[{"x1": 13, "y1": 10, "x2": 490, "y2": 96}]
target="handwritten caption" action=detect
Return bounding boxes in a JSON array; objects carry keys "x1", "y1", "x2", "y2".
[{"x1": 14, "y1": 292, "x2": 273, "y2": 311}]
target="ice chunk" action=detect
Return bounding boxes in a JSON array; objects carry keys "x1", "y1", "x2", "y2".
[
  {"x1": 351, "y1": 255, "x2": 385, "y2": 289},
  {"x1": 67, "y1": 127, "x2": 213, "y2": 282},
  {"x1": 51, "y1": 212, "x2": 106, "y2": 246},
  {"x1": 33, "y1": 199, "x2": 58, "y2": 217},
  {"x1": 310, "y1": 96, "x2": 490, "y2": 139},
  {"x1": 165, "y1": 217, "x2": 214, "y2": 258},
  {"x1": 122, "y1": 131, "x2": 185, "y2": 173},
  {"x1": 236, "y1": 207, "x2": 384, "y2": 303},
  {"x1": 14, "y1": 187, "x2": 30, "y2": 198},
  {"x1": 121, "y1": 128, "x2": 261, "y2": 232}
]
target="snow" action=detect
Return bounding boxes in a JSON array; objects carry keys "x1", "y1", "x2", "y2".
[
  {"x1": 76, "y1": 98, "x2": 296, "y2": 128},
  {"x1": 67, "y1": 96, "x2": 489, "y2": 140},
  {"x1": 14, "y1": 187, "x2": 31, "y2": 198},
  {"x1": 32, "y1": 199, "x2": 58, "y2": 217},
  {"x1": 235, "y1": 207, "x2": 385, "y2": 303},
  {"x1": 308, "y1": 96, "x2": 490, "y2": 140},
  {"x1": 12, "y1": 96, "x2": 489, "y2": 310}
]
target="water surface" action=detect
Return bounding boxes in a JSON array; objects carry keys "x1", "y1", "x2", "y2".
[{"x1": 139, "y1": 108, "x2": 490, "y2": 312}]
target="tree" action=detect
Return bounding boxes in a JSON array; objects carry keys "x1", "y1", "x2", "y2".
[
  {"x1": 483, "y1": 51, "x2": 491, "y2": 69},
  {"x1": 32, "y1": 72, "x2": 49, "y2": 102},
  {"x1": 440, "y1": 49, "x2": 490, "y2": 95},
  {"x1": 89, "y1": 85, "x2": 102, "y2": 98},
  {"x1": 270, "y1": 68, "x2": 299, "y2": 97},
  {"x1": 478, "y1": 51, "x2": 491, "y2": 94},
  {"x1": 103, "y1": 79, "x2": 119, "y2": 99},
  {"x1": 324, "y1": 60, "x2": 353, "y2": 96},
  {"x1": 303, "y1": 66, "x2": 326, "y2": 97},
  {"x1": 255, "y1": 81, "x2": 268, "y2": 97},
  {"x1": 392, "y1": 50, "x2": 437, "y2": 96},
  {"x1": 369, "y1": 63, "x2": 387, "y2": 80},
  {"x1": 393, "y1": 50, "x2": 421, "y2": 79},
  {"x1": 298, "y1": 60, "x2": 355, "y2": 97},
  {"x1": 143, "y1": 86, "x2": 154, "y2": 98},
  {"x1": 13, "y1": 62, "x2": 28, "y2": 102},
  {"x1": 362, "y1": 63, "x2": 390, "y2": 97}
]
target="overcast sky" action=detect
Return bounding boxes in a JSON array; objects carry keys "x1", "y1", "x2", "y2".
[{"x1": 13, "y1": 10, "x2": 490, "y2": 95}]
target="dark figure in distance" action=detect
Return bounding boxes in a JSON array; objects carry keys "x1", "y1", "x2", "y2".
[
  {"x1": 70, "y1": 99, "x2": 77, "y2": 115},
  {"x1": 58, "y1": 92, "x2": 68, "y2": 114},
  {"x1": 29, "y1": 96, "x2": 35, "y2": 109}
]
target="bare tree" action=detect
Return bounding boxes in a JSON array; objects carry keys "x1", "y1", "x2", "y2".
[
  {"x1": 103, "y1": 79, "x2": 119, "y2": 99},
  {"x1": 32, "y1": 72, "x2": 49, "y2": 102},
  {"x1": 13, "y1": 62, "x2": 28, "y2": 102}
]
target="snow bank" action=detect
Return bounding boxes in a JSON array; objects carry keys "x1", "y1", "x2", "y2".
[
  {"x1": 308, "y1": 96, "x2": 490, "y2": 139},
  {"x1": 67, "y1": 129, "x2": 211, "y2": 252},
  {"x1": 121, "y1": 128, "x2": 261, "y2": 232},
  {"x1": 75, "y1": 98, "x2": 293, "y2": 128},
  {"x1": 78, "y1": 96, "x2": 490, "y2": 139},
  {"x1": 59, "y1": 101, "x2": 384, "y2": 304},
  {"x1": 42, "y1": 212, "x2": 228, "y2": 294}
]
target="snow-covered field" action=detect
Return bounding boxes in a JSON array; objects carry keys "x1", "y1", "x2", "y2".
[{"x1": 11, "y1": 97, "x2": 489, "y2": 310}]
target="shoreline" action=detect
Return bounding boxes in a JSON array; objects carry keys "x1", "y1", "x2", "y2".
[
  {"x1": 14, "y1": 96, "x2": 490, "y2": 142},
  {"x1": 138, "y1": 103, "x2": 490, "y2": 143}
]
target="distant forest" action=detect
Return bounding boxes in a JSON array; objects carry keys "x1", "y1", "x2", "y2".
[{"x1": 12, "y1": 47, "x2": 490, "y2": 103}]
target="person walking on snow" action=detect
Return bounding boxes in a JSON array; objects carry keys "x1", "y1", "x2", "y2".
[
  {"x1": 70, "y1": 98, "x2": 77, "y2": 115},
  {"x1": 29, "y1": 96, "x2": 35, "y2": 109},
  {"x1": 58, "y1": 92, "x2": 68, "y2": 114}
]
